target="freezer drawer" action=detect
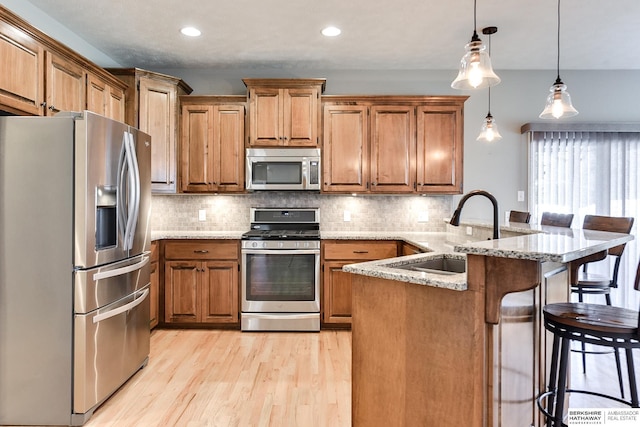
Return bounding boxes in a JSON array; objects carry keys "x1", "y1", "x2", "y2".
[
  {"x1": 75, "y1": 253, "x2": 150, "y2": 313},
  {"x1": 73, "y1": 286, "x2": 150, "y2": 415}
]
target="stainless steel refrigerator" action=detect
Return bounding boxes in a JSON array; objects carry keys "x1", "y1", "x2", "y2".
[{"x1": 0, "y1": 111, "x2": 152, "y2": 426}]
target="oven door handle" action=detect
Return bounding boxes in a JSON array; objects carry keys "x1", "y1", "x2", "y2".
[{"x1": 242, "y1": 249, "x2": 320, "y2": 255}]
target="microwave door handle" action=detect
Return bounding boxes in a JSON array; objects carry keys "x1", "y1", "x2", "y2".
[
  {"x1": 92, "y1": 255, "x2": 150, "y2": 281},
  {"x1": 92, "y1": 288, "x2": 149, "y2": 324}
]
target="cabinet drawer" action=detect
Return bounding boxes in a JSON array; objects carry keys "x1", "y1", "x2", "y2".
[
  {"x1": 164, "y1": 240, "x2": 239, "y2": 260},
  {"x1": 324, "y1": 241, "x2": 398, "y2": 260}
]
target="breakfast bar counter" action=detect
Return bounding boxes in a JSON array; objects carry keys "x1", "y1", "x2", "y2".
[{"x1": 345, "y1": 227, "x2": 633, "y2": 427}]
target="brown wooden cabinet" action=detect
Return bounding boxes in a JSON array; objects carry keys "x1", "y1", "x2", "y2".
[
  {"x1": 45, "y1": 51, "x2": 85, "y2": 115},
  {"x1": 416, "y1": 103, "x2": 464, "y2": 193},
  {"x1": 322, "y1": 96, "x2": 467, "y2": 194},
  {"x1": 0, "y1": 16, "x2": 44, "y2": 115},
  {"x1": 370, "y1": 105, "x2": 416, "y2": 193},
  {"x1": 86, "y1": 71, "x2": 125, "y2": 122},
  {"x1": 243, "y1": 78, "x2": 325, "y2": 147},
  {"x1": 163, "y1": 240, "x2": 239, "y2": 326},
  {"x1": 149, "y1": 241, "x2": 159, "y2": 329},
  {"x1": 180, "y1": 96, "x2": 245, "y2": 193},
  {"x1": 321, "y1": 240, "x2": 398, "y2": 327},
  {"x1": 107, "y1": 68, "x2": 193, "y2": 194},
  {"x1": 0, "y1": 6, "x2": 127, "y2": 120}
]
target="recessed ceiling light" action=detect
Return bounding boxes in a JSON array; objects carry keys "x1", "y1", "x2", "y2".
[
  {"x1": 321, "y1": 26, "x2": 341, "y2": 37},
  {"x1": 180, "y1": 27, "x2": 201, "y2": 37}
]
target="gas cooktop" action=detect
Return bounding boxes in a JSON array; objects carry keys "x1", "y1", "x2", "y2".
[
  {"x1": 242, "y1": 207, "x2": 320, "y2": 241},
  {"x1": 241, "y1": 229, "x2": 320, "y2": 240}
]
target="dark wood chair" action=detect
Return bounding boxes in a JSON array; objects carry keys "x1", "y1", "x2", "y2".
[
  {"x1": 508, "y1": 210, "x2": 531, "y2": 223},
  {"x1": 540, "y1": 212, "x2": 574, "y2": 228},
  {"x1": 572, "y1": 214, "x2": 635, "y2": 397},
  {"x1": 537, "y1": 256, "x2": 640, "y2": 426}
]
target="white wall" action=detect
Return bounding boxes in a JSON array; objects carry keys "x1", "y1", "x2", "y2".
[{"x1": 7, "y1": 1, "x2": 640, "y2": 223}]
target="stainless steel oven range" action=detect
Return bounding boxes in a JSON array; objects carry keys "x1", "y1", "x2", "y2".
[{"x1": 241, "y1": 208, "x2": 320, "y2": 331}]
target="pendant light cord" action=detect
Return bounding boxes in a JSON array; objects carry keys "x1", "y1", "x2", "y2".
[
  {"x1": 487, "y1": 33, "x2": 492, "y2": 115},
  {"x1": 556, "y1": 0, "x2": 561, "y2": 82}
]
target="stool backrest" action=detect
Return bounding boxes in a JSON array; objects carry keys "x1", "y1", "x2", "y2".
[
  {"x1": 509, "y1": 210, "x2": 531, "y2": 223},
  {"x1": 582, "y1": 215, "x2": 634, "y2": 257},
  {"x1": 540, "y1": 212, "x2": 574, "y2": 228}
]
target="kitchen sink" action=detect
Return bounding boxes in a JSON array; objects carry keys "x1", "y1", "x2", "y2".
[{"x1": 394, "y1": 256, "x2": 466, "y2": 275}]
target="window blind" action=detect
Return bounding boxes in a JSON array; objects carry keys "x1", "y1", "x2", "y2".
[{"x1": 528, "y1": 129, "x2": 639, "y2": 309}]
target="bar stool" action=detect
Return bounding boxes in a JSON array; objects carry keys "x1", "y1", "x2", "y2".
[
  {"x1": 509, "y1": 210, "x2": 531, "y2": 223},
  {"x1": 571, "y1": 215, "x2": 634, "y2": 396},
  {"x1": 537, "y1": 257, "x2": 640, "y2": 426},
  {"x1": 540, "y1": 212, "x2": 574, "y2": 228}
]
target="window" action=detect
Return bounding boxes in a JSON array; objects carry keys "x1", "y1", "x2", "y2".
[{"x1": 526, "y1": 126, "x2": 639, "y2": 309}]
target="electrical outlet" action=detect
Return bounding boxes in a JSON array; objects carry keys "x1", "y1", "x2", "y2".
[
  {"x1": 418, "y1": 211, "x2": 429, "y2": 223},
  {"x1": 198, "y1": 209, "x2": 206, "y2": 221},
  {"x1": 517, "y1": 190, "x2": 525, "y2": 202},
  {"x1": 343, "y1": 210, "x2": 351, "y2": 222},
  {"x1": 466, "y1": 226, "x2": 473, "y2": 236}
]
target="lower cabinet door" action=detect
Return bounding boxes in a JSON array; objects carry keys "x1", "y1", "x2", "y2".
[
  {"x1": 201, "y1": 260, "x2": 239, "y2": 323},
  {"x1": 164, "y1": 261, "x2": 199, "y2": 323},
  {"x1": 323, "y1": 261, "x2": 354, "y2": 326}
]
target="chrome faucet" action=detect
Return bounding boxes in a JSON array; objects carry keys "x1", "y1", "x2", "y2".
[{"x1": 449, "y1": 190, "x2": 500, "y2": 239}]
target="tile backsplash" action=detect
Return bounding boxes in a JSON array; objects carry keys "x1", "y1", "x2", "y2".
[{"x1": 152, "y1": 193, "x2": 454, "y2": 232}]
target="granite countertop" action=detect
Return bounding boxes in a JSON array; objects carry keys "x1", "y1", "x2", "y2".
[
  {"x1": 152, "y1": 226, "x2": 633, "y2": 293},
  {"x1": 342, "y1": 224, "x2": 634, "y2": 292}
]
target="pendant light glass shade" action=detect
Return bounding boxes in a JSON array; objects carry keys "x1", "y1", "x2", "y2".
[
  {"x1": 477, "y1": 113, "x2": 502, "y2": 142},
  {"x1": 540, "y1": 78, "x2": 578, "y2": 119},
  {"x1": 540, "y1": 0, "x2": 578, "y2": 119},
  {"x1": 451, "y1": 33, "x2": 501, "y2": 90}
]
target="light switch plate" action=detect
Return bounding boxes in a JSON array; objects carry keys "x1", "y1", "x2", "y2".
[
  {"x1": 517, "y1": 190, "x2": 525, "y2": 202},
  {"x1": 198, "y1": 209, "x2": 206, "y2": 221},
  {"x1": 418, "y1": 211, "x2": 429, "y2": 223},
  {"x1": 343, "y1": 210, "x2": 351, "y2": 222}
]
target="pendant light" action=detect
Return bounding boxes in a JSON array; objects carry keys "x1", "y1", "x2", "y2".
[
  {"x1": 451, "y1": 0, "x2": 501, "y2": 90},
  {"x1": 540, "y1": 0, "x2": 578, "y2": 119},
  {"x1": 477, "y1": 27, "x2": 502, "y2": 142}
]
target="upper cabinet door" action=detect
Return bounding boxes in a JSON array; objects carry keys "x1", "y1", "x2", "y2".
[
  {"x1": 45, "y1": 52, "x2": 85, "y2": 116},
  {"x1": 283, "y1": 87, "x2": 319, "y2": 146},
  {"x1": 139, "y1": 77, "x2": 177, "y2": 192},
  {"x1": 370, "y1": 105, "x2": 416, "y2": 193},
  {"x1": 212, "y1": 104, "x2": 245, "y2": 191},
  {"x1": 244, "y1": 78, "x2": 325, "y2": 147},
  {"x1": 416, "y1": 105, "x2": 463, "y2": 194},
  {"x1": 247, "y1": 86, "x2": 281, "y2": 146},
  {"x1": 181, "y1": 103, "x2": 214, "y2": 192},
  {"x1": 322, "y1": 104, "x2": 369, "y2": 192},
  {"x1": 0, "y1": 20, "x2": 44, "y2": 115}
]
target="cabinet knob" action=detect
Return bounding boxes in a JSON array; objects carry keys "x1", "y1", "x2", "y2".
[
  {"x1": 40, "y1": 101, "x2": 47, "y2": 108},
  {"x1": 48, "y1": 105, "x2": 56, "y2": 111}
]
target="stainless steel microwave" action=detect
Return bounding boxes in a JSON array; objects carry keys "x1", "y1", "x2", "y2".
[{"x1": 246, "y1": 148, "x2": 321, "y2": 191}]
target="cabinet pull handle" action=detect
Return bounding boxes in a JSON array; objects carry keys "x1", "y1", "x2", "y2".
[
  {"x1": 353, "y1": 250, "x2": 369, "y2": 254},
  {"x1": 194, "y1": 250, "x2": 209, "y2": 254}
]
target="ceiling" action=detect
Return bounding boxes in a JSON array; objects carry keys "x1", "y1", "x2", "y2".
[{"x1": 24, "y1": 0, "x2": 640, "y2": 71}]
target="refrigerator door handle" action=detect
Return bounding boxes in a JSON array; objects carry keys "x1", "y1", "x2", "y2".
[
  {"x1": 92, "y1": 255, "x2": 150, "y2": 281},
  {"x1": 92, "y1": 288, "x2": 149, "y2": 324},
  {"x1": 125, "y1": 131, "x2": 140, "y2": 250},
  {"x1": 117, "y1": 133, "x2": 129, "y2": 250}
]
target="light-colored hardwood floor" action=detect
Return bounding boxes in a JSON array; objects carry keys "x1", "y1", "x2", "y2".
[
  {"x1": 16, "y1": 329, "x2": 634, "y2": 427},
  {"x1": 85, "y1": 329, "x2": 352, "y2": 427}
]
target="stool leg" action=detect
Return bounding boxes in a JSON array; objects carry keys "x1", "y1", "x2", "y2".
[
  {"x1": 614, "y1": 348, "x2": 625, "y2": 399},
  {"x1": 626, "y1": 348, "x2": 639, "y2": 407},
  {"x1": 554, "y1": 337, "x2": 571, "y2": 426},
  {"x1": 578, "y1": 291, "x2": 587, "y2": 374},
  {"x1": 546, "y1": 334, "x2": 561, "y2": 427}
]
